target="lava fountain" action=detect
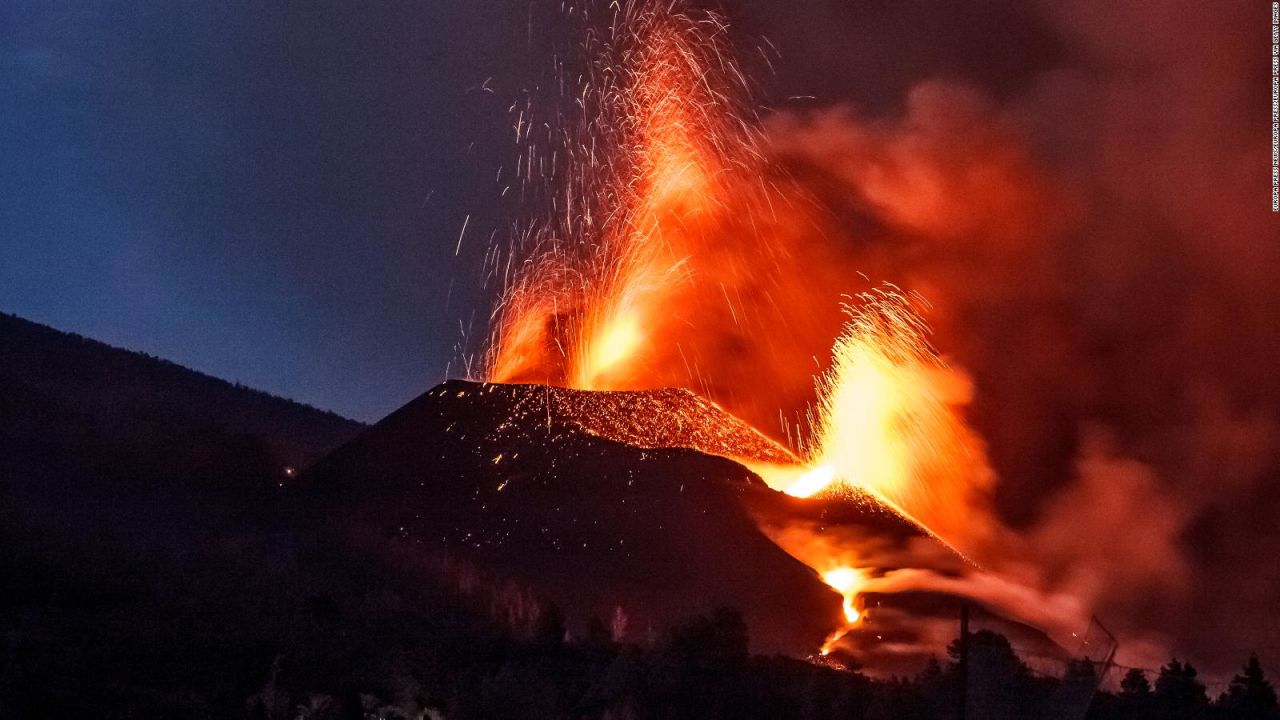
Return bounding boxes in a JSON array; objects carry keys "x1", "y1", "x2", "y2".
[
  {"x1": 484, "y1": 0, "x2": 754, "y2": 391},
  {"x1": 765, "y1": 289, "x2": 994, "y2": 554}
]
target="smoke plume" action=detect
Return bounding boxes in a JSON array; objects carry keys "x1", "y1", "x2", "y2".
[{"x1": 746, "y1": 0, "x2": 1278, "y2": 678}]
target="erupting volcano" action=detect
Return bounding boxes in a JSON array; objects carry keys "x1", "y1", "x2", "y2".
[
  {"x1": 321, "y1": 0, "x2": 1098, "y2": 672},
  {"x1": 9, "y1": 0, "x2": 1277, "y2": 714}
]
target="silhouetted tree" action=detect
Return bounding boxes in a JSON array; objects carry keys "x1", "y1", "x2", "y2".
[
  {"x1": 1105, "y1": 667, "x2": 1158, "y2": 720},
  {"x1": 913, "y1": 656, "x2": 949, "y2": 720},
  {"x1": 585, "y1": 616, "x2": 613, "y2": 648},
  {"x1": 709, "y1": 606, "x2": 749, "y2": 662},
  {"x1": 1218, "y1": 654, "x2": 1278, "y2": 720},
  {"x1": 1156, "y1": 659, "x2": 1208, "y2": 720},
  {"x1": 1066, "y1": 658, "x2": 1098, "y2": 684},
  {"x1": 532, "y1": 602, "x2": 565, "y2": 646},
  {"x1": 668, "y1": 607, "x2": 748, "y2": 667},
  {"x1": 918, "y1": 656, "x2": 943, "y2": 684},
  {"x1": 947, "y1": 630, "x2": 1041, "y2": 719},
  {"x1": 1123, "y1": 668, "x2": 1154, "y2": 699},
  {"x1": 947, "y1": 629, "x2": 1029, "y2": 679}
]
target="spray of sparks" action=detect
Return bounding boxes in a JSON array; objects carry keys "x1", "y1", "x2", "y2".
[
  {"x1": 484, "y1": 0, "x2": 757, "y2": 390},
  {"x1": 780, "y1": 289, "x2": 990, "y2": 550}
]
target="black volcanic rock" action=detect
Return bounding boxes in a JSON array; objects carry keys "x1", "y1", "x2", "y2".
[{"x1": 306, "y1": 379, "x2": 845, "y2": 654}]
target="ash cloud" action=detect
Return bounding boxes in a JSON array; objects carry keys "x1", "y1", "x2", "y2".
[{"x1": 743, "y1": 0, "x2": 1280, "y2": 679}]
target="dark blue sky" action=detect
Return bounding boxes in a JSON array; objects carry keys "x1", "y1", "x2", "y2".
[
  {"x1": 0, "y1": 2, "x2": 537, "y2": 420},
  {"x1": 0, "y1": 0, "x2": 1056, "y2": 421}
]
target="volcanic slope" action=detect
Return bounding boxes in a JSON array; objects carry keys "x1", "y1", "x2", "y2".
[
  {"x1": 542, "y1": 384, "x2": 799, "y2": 464},
  {"x1": 307, "y1": 379, "x2": 855, "y2": 653}
]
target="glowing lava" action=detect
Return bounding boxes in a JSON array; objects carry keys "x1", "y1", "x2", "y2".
[
  {"x1": 783, "y1": 465, "x2": 836, "y2": 498},
  {"x1": 807, "y1": 293, "x2": 929, "y2": 504},
  {"x1": 756, "y1": 289, "x2": 991, "y2": 553},
  {"x1": 485, "y1": 0, "x2": 745, "y2": 391},
  {"x1": 741, "y1": 291, "x2": 989, "y2": 657},
  {"x1": 818, "y1": 566, "x2": 869, "y2": 655},
  {"x1": 822, "y1": 567, "x2": 866, "y2": 623}
]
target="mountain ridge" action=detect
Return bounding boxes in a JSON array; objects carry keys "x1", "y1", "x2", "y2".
[{"x1": 0, "y1": 310, "x2": 363, "y2": 481}]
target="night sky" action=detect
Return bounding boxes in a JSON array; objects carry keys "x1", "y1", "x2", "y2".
[
  {"x1": 1, "y1": 2, "x2": 537, "y2": 420},
  {"x1": 0, "y1": 0, "x2": 1063, "y2": 422}
]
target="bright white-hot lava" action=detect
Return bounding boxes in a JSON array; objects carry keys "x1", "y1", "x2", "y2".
[
  {"x1": 822, "y1": 567, "x2": 867, "y2": 624},
  {"x1": 817, "y1": 566, "x2": 869, "y2": 656}
]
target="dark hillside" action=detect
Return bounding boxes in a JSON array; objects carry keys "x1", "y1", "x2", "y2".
[
  {"x1": 0, "y1": 311, "x2": 370, "y2": 716},
  {"x1": 0, "y1": 311, "x2": 362, "y2": 486}
]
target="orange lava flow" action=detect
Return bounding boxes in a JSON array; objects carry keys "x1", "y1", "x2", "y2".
[{"x1": 818, "y1": 566, "x2": 869, "y2": 655}]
